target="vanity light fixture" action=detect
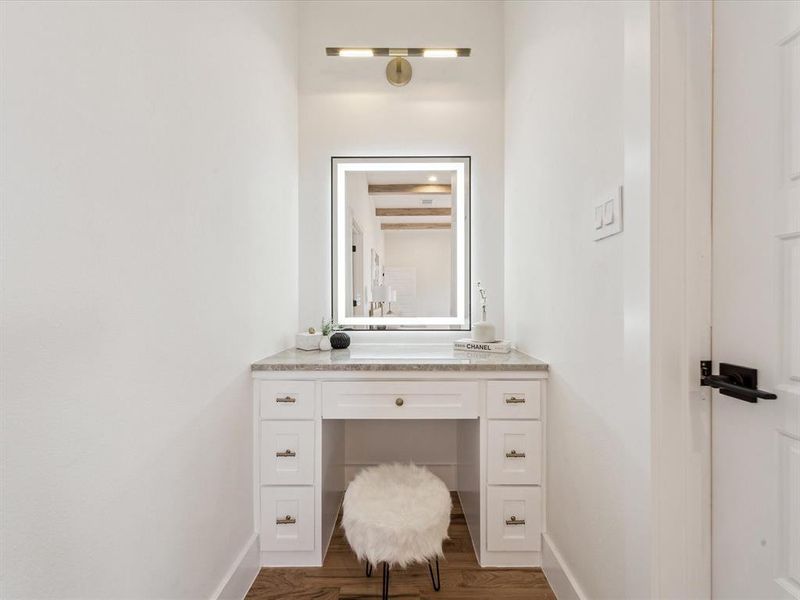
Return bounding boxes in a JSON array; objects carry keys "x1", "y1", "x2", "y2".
[
  {"x1": 427, "y1": 175, "x2": 438, "y2": 182},
  {"x1": 326, "y1": 47, "x2": 471, "y2": 87},
  {"x1": 326, "y1": 48, "x2": 470, "y2": 58}
]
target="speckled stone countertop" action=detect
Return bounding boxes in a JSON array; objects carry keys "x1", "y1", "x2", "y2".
[{"x1": 251, "y1": 344, "x2": 548, "y2": 372}]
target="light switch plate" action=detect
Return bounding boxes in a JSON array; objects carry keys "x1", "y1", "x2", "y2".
[
  {"x1": 593, "y1": 186, "x2": 623, "y2": 241},
  {"x1": 594, "y1": 206, "x2": 604, "y2": 230}
]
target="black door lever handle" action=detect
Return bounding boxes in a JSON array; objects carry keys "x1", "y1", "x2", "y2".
[{"x1": 700, "y1": 361, "x2": 777, "y2": 403}]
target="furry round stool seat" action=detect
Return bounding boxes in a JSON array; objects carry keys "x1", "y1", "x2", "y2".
[{"x1": 342, "y1": 463, "x2": 451, "y2": 598}]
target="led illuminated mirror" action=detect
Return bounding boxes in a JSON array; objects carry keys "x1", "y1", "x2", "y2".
[{"x1": 332, "y1": 156, "x2": 471, "y2": 330}]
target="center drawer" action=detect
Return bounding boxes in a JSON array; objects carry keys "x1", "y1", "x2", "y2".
[{"x1": 321, "y1": 381, "x2": 479, "y2": 419}]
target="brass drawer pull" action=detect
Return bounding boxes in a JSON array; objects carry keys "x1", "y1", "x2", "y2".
[
  {"x1": 395, "y1": 397, "x2": 404, "y2": 406},
  {"x1": 276, "y1": 515, "x2": 296, "y2": 525},
  {"x1": 505, "y1": 396, "x2": 526, "y2": 404},
  {"x1": 276, "y1": 449, "x2": 296, "y2": 458},
  {"x1": 506, "y1": 449, "x2": 526, "y2": 458},
  {"x1": 505, "y1": 516, "x2": 526, "y2": 526},
  {"x1": 276, "y1": 396, "x2": 296, "y2": 403}
]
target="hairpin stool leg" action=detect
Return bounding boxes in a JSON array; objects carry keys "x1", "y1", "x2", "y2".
[
  {"x1": 428, "y1": 557, "x2": 441, "y2": 591},
  {"x1": 382, "y1": 562, "x2": 390, "y2": 600}
]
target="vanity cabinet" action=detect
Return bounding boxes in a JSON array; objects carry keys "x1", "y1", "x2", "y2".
[{"x1": 252, "y1": 347, "x2": 548, "y2": 569}]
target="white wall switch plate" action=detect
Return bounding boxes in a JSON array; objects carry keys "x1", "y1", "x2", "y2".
[
  {"x1": 603, "y1": 199, "x2": 614, "y2": 225},
  {"x1": 593, "y1": 186, "x2": 623, "y2": 241},
  {"x1": 594, "y1": 206, "x2": 604, "y2": 230}
]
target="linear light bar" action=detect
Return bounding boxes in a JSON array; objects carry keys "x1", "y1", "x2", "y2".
[
  {"x1": 422, "y1": 49, "x2": 458, "y2": 58},
  {"x1": 326, "y1": 47, "x2": 470, "y2": 58},
  {"x1": 338, "y1": 48, "x2": 374, "y2": 57}
]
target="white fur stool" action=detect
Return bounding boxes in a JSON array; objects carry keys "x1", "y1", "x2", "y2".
[{"x1": 342, "y1": 463, "x2": 451, "y2": 599}]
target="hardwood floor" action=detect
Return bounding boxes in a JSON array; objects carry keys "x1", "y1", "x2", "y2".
[{"x1": 245, "y1": 493, "x2": 556, "y2": 599}]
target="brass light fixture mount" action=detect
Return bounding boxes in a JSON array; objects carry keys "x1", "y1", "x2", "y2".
[
  {"x1": 386, "y1": 57, "x2": 412, "y2": 87},
  {"x1": 326, "y1": 47, "x2": 471, "y2": 87}
]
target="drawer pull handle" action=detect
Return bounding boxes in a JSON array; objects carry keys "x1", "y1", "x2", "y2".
[
  {"x1": 276, "y1": 396, "x2": 296, "y2": 403},
  {"x1": 506, "y1": 450, "x2": 526, "y2": 458},
  {"x1": 276, "y1": 515, "x2": 296, "y2": 525},
  {"x1": 506, "y1": 516, "x2": 526, "y2": 526},
  {"x1": 276, "y1": 449, "x2": 296, "y2": 458},
  {"x1": 395, "y1": 397, "x2": 404, "y2": 406},
  {"x1": 505, "y1": 396, "x2": 526, "y2": 404}
]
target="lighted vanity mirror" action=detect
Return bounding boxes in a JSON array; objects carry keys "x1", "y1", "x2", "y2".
[{"x1": 332, "y1": 156, "x2": 471, "y2": 330}]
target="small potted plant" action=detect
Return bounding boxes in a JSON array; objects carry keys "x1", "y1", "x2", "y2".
[{"x1": 319, "y1": 318, "x2": 334, "y2": 351}]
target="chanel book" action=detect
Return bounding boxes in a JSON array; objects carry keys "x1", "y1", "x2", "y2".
[{"x1": 453, "y1": 338, "x2": 512, "y2": 354}]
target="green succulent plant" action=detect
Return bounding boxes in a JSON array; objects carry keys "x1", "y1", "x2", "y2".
[{"x1": 320, "y1": 317, "x2": 341, "y2": 336}]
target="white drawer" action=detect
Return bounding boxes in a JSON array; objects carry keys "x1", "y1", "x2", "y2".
[
  {"x1": 261, "y1": 421, "x2": 315, "y2": 485},
  {"x1": 321, "y1": 381, "x2": 479, "y2": 419},
  {"x1": 486, "y1": 486, "x2": 542, "y2": 552},
  {"x1": 487, "y1": 380, "x2": 541, "y2": 419},
  {"x1": 259, "y1": 380, "x2": 315, "y2": 420},
  {"x1": 487, "y1": 420, "x2": 541, "y2": 485},
  {"x1": 260, "y1": 485, "x2": 314, "y2": 552}
]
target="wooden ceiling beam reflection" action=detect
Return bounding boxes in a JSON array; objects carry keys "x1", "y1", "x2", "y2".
[
  {"x1": 381, "y1": 223, "x2": 451, "y2": 230},
  {"x1": 375, "y1": 207, "x2": 452, "y2": 217},
  {"x1": 368, "y1": 184, "x2": 451, "y2": 195}
]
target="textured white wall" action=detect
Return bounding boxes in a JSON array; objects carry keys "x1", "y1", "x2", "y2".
[
  {"x1": 0, "y1": 2, "x2": 298, "y2": 598},
  {"x1": 298, "y1": 0, "x2": 505, "y2": 338},
  {"x1": 505, "y1": 2, "x2": 652, "y2": 598}
]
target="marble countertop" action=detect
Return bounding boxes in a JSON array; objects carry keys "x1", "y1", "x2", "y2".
[{"x1": 251, "y1": 344, "x2": 548, "y2": 372}]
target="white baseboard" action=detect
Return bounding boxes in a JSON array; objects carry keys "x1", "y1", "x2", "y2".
[
  {"x1": 542, "y1": 533, "x2": 587, "y2": 600},
  {"x1": 211, "y1": 532, "x2": 260, "y2": 600}
]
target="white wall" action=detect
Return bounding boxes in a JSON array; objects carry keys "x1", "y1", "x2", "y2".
[
  {"x1": 0, "y1": 2, "x2": 298, "y2": 598},
  {"x1": 298, "y1": 0, "x2": 505, "y2": 337},
  {"x1": 297, "y1": 0, "x2": 504, "y2": 487},
  {"x1": 384, "y1": 230, "x2": 452, "y2": 316},
  {"x1": 505, "y1": 2, "x2": 652, "y2": 598}
]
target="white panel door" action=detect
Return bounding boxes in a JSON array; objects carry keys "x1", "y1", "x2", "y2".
[{"x1": 713, "y1": 2, "x2": 800, "y2": 598}]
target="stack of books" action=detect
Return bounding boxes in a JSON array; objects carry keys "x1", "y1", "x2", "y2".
[{"x1": 453, "y1": 338, "x2": 511, "y2": 354}]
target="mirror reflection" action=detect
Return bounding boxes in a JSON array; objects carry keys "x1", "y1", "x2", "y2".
[{"x1": 332, "y1": 157, "x2": 470, "y2": 330}]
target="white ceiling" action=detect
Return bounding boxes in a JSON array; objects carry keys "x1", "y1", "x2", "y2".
[
  {"x1": 365, "y1": 170, "x2": 455, "y2": 185},
  {"x1": 372, "y1": 196, "x2": 451, "y2": 208}
]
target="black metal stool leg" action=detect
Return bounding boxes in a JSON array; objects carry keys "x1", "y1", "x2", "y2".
[
  {"x1": 382, "y1": 562, "x2": 390, "y2": 600},
  {"x1": 366, "y1": 561, "x2": 372, "y2": 577},
  {"x1": 428, "y1": 557, "x2": 441, "y2": 591}
]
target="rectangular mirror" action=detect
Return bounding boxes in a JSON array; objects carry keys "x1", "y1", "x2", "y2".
[{"x1": 332, "y1": 156, "x2": 471, "y2": 330}]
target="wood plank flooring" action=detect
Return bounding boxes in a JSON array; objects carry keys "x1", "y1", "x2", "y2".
[{"x1": 245, "y1": 493, "x2": 556, "y2": 599}]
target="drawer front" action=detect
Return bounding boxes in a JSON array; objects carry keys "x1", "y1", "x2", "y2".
[
  {"x1": 486, "y1": 486, "x2": 542, "y2": 552},
  {"x1": 260, "y1": 485, "x2": 314, "y2": 552},
  {"x1": 261, "y1": 421, "x2": 315, "y2": 485},
  {"x1": 321, "y1": 381, "x2": 479, "y2": 419},
  {"x1": 487, "y1": 420, "x2": 542, "y2": 485},
  {"x1": 486, "y1": 381, "x2": 541, "y2": 419},
  {"x1": 259, "y1": 381, "x2": 315, "y2": 420}
]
